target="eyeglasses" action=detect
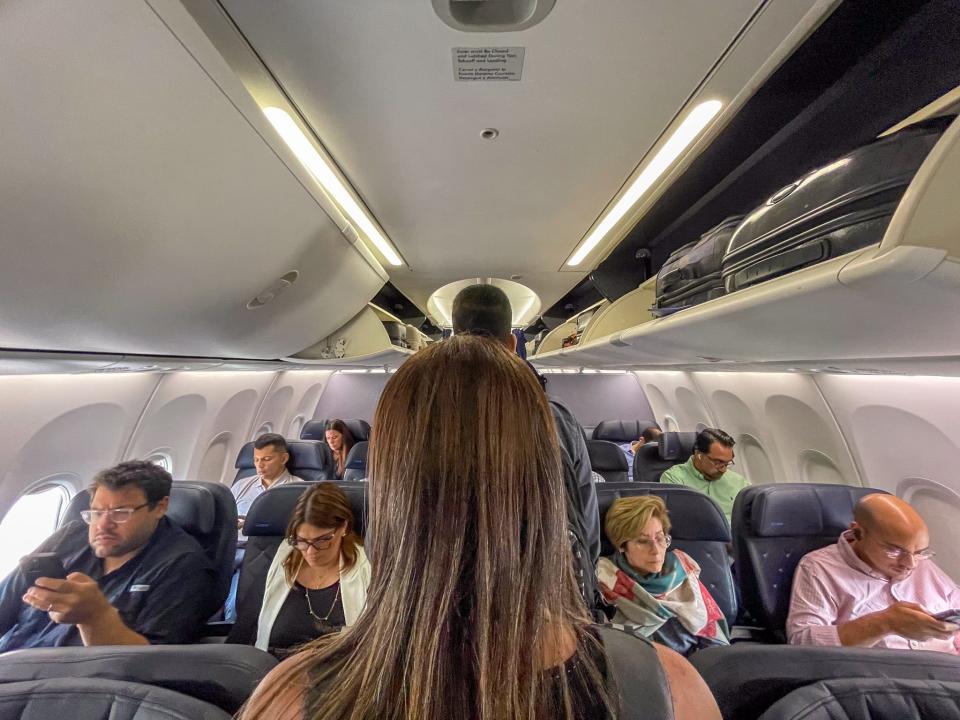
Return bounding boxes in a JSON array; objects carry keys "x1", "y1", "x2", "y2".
[
  {"x1": 698, "y1": 452, "x2": 735, "y2": 470},
  {"x1": 80, "y1": 502, "x2": 151, "y2": 524},
  {"x1": 630, "y1": 534, "x2": 672, "y2": 550},
  {"x1": 879, "y1": 544, "x2": 936, "y2": 562},
  {"x1": 287, "y1": 531, "x2": 337, "y2": 551}
]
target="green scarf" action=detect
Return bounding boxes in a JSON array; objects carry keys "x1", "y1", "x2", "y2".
[{"x1": 612, "y1": 550, "x2": 689, "y2": 620}]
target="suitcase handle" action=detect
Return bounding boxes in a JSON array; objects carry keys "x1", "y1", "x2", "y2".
[
  {"x1": 767, "y1": 180, "x2": 802, "y2": 205},
  {"x1": 734, "y1": 241, "x2": 827, "y2": 288}
]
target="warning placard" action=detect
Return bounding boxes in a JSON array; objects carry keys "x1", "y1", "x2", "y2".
[{"x1": 452, "y1": 47, "x2": 524, "y2": 81}]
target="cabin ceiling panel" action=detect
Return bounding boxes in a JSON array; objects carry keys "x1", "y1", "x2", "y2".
[
  {"x1": 0, "y1": 0, "x2": 384, "y2": 359},
  {"x1": 220, "y1": 0, "x2": 767, "y2": 310}
]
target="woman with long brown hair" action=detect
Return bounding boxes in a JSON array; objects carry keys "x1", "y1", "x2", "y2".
[
  {"x1": 324, "y1": 419, "x2": 355, "y2": 480},
  {"x1": 252, "y1": 482, "x2": 370, "y2": 658},
  {"x1": 240, "y1": 335, "x2": 719, "y2": 720}
]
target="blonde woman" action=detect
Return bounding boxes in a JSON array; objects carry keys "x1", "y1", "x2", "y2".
[{"x1": 598, "y1": 495, "x2": 729, "y2": 656}]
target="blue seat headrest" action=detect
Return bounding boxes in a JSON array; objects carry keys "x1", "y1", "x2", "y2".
[
  {"x1": 63, "y1": 486, "x2": 216, "y2": 536},
  {"x1": 746, "y1": 484, "x2": 886, "y2": 537},
  {"x1": 598, "y1": 484, "x2": 730, "y2": 542},
  {"x1": 658, "y1": 431, "x2": 697, "y2": 461},
  {"x1": 235, "y1": 439, "x2": 329, "y2": 472},
  {"x1": 592, "y1": 420, "x2": 659, "y2": 443},
  {"x1": 243, "y1": 482, "x2": 368, "y2": 538},
  {"x1": 587, "y1": 440, "x2": 628, "y2": 472},
  {"x1": 345, "y1": 441, "x2": 369, "y2": 470},
  {"x1": 301, "y1": 419, "x2": 371, "y2": 442}
]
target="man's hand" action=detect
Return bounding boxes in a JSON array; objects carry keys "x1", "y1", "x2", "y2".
[
  {"x1": 882, "y1": 601, "x2": 959, "y2": 641},
  {"x1": 23, "y1": 573, "x2": 113, "y2": 626},
  {"x1": 237, "y1": 516, "x2": 245, "y2": 530}
]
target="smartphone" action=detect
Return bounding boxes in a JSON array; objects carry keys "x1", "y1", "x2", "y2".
[
  {"x1": 19, "y1": 553, "x2": 66, "y2": 587},
  {"x1": 933, "y1": 609, "x2": 960, "y2": 624}
]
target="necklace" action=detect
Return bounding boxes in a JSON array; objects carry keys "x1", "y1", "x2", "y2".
[{"x1": 304, "y1": 581, "x2": 341, "y2": 623}]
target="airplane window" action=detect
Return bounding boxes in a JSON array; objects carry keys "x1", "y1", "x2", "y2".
[
  {"x1": 0, "y1": 484, "x2": 70, "y2": 578},
  {"x1": 255, "y1": 423, "x2": 273, "y2": 436},
  {"x1": 146, "y1": 453, "x2": 173, "y2": 474}
]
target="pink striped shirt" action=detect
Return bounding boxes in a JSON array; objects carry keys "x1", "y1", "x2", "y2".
[{"x1": 787, "y1": 530, "x2": 960, "y2": 654}]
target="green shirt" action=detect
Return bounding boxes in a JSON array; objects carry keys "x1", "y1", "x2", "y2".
[{"x1": 660, "y1": 457, "x2": 750, "y2": 523}]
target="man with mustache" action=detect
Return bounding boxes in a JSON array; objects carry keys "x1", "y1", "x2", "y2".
[{"x1": 0, "y1": 460, "x2": 214, "y2": 649}]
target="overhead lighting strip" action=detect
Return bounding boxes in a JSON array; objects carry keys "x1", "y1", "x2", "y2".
[
  {"x1": 566, "y1": 99, "x2": 723, "y2": 267},
  {"x1": 263, "y1": 107, "x2": 404, "y2": 267}
]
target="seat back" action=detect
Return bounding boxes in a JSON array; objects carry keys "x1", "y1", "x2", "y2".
[
  {"x1": 597, "y1": 483, "x2": 736, "y2": 624},
  {"x1": 301, "y1": 418, "x2": 371, "y2": 442},
  {"x1": 343, "y1": 441, "x2": 369, "y2": 482},
  {"x1": 690, "y1": 644, "x2": 960, "y2": 720},
  {"x1": 591, "y1": 420, "x2": 658, "y2": 443},
  {"x1": 759, "y1": 677, "x2": 960, "y2": 720},
  {"x1": 633, "y1": 442, "x2": 673, "y2": 483},
  {"x1": 228, "y1": 481, "x2": 368, "y2": 645},
  {"x1": 658, "y1": 431, "x2": 697, "y2": 461},
  {"x1": 60, "y1": 481, "x2": 237, "y2": 618},
  {"x1": 0, "y1": 678, "x2": 232, "y2": 720},
  {"x1": 732, "y1": 483, "x2": 886, "y2": 637},
  {"x1": 233, "y1": 439, "x2": 334, "y2": 483},
  {"x1": 587, "y1": 440, "x2": 628, "y2": 483},
  {"x1": 0, "y1": 645, "x2": 275, "y2": 715}
]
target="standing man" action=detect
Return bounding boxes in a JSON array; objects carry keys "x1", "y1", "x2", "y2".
[
  {"x1": 0, "y1": 460, "x2": 214, "y2": 649},
  {"x1": 660, "y1": 428, "x2": 750, "y2": 523},
  {"x1": 451, "y1": 285, "x2": 601, "y2": 615}
]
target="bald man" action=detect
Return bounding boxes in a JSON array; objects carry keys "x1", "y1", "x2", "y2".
[{"x1": 787, "y1": 494, "x2": 960, "y2": 653}]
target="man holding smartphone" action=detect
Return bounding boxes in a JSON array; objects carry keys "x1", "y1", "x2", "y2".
[
  {"x1": 788, "y1": 493, "x2": 960, "y2": 653},
  {"x1": 0, "y1": 460, "x2": 214, "y2": 649}
]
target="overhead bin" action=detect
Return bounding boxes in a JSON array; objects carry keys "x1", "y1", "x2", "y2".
[{"x1": 530, "y1": 115, "x2": 960, "y2": 372}]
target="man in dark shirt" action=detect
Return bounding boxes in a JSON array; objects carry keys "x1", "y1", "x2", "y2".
[{"x1": 0, "y1": 460, "x2": 215, "y2": 650}]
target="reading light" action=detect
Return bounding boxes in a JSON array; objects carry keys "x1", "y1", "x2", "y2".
[
  {"x1": 567, "y1": 99, "x2": 723, "y2": 267},
  {"x1": 263, "y1": 107, "x2": 404, "y2": 267}
]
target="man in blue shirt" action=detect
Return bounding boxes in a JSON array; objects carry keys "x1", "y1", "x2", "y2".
[{"x1": 0, "y1": 460, "x2": 215, "y2": 650}]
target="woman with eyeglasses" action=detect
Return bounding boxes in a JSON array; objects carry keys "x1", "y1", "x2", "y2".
[
  {"x1": 597, "y1": 495, "x2": 729, "y2": 656},
  {"x1": 253, "y1": 482, "x2": 370, "y2": 658}
]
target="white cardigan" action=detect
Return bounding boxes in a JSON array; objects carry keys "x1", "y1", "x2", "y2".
[{"x1": 255, "y1": 542, "x2": 371, "y2": 651}]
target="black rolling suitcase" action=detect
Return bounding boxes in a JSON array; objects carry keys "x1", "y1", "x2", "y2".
[
  {"x1": 722, "y1": 117, "x2": 952, "y2": 294},
  {"x1": 653, "y1": 215, "x2": 742, "y2": 314}
]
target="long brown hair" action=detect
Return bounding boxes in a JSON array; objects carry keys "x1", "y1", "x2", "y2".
[
  {"x1": 325, "y1": 419, "x2": 356, "y2": 478},
  {"x1": 282, "y1": 482, "x2": 361, "y2": 584},
  {"x1": 241, "y1": 335, "x2": 608, "y2": 720}
]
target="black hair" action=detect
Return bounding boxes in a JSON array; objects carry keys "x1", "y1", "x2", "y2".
[
  {"x1": 254, "y1": 433, "x2": 289, "y2": 454},
  {"x1": 452, "y1": 285, "x2": 512, "y2": 340},
  {"x1": 695, "y1": 428, "x2": 736, "y2": 454},
  {"x1": 90, "y1": 460, "x2": 172, "y2": 506},
  {"x1": 641, "y1": 425, "x2": 663, "y2": 443}
]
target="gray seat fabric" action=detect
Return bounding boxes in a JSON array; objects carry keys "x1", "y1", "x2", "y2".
[
  {"x1": 658, "y1": 431, "x2": 697, "y2": 462},
  {"x1": 0, "y1": 644, "x2": 276, "y2": 715},
  {"x1": 758, "y1": 678, "x2": 960, "y2": 720},
  {"x1": 690, "y1": 643, "x2": 960, "y2": 720},
  {"x1": 234, "y1": 438, "x2": 334, "y2": 483},
  {"x1": 592, "y1": 420, "x2": 658, "y2": 443},
  {"x1": 731, "y1": 483, "x2": 887, "y2": 637},
  {"x1": 633, "y1": 442, "x2": 671, "y2": 483},
  {"x1": 343, "y1": 441, "x2": 369, "y2": 482},
  {"x1": 60, "y1": 481, "x2": 238, "y2": 619},
  {"x1": 0, "y1": 677, "x2": 232, "y2": 720},
  {"x1": 228, "y1": 481, "x2": 368, "y2": 645},
  {"x1": 597, "y1": 483, "x2": 736, "y2": 625},
  {"x1": 587, "y1": 440, "x2": 629, "y2": 483},
  {"x1": 301, "y1": 418, "x2": 371, "y2": 442}
]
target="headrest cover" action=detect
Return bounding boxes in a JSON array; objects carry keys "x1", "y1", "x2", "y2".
[
  {"x1": 286, "y1": 441, "x2": 330, "y2": 471},
  {"x1": 235, "y1": 441, "x2": 255, "y2": 470},
  {"x1": 244, "y1": 482, "x2": 368, "y2": 538},
  {"x1": 748, "y1": 484, "x2": 885, "y2": 537},
  {"x1": 587, "y1": 440, "x2": 628, "y2": 471},
  {"x1": 598, "y1": 484, "x2": 730, "y2": 541},
  {"x1": 659, "y1": 431, "x2": 697, "y2": 461},
  {"x1": 345, "y1": 441, "x2": 369, "y2": 470},
  {"x1": 168, "y1": 486, "x2": 216, "y2": 535},
  {"x1": 593, "y1": 420, "x2": 658, "y2": 443},
  {"x1": 0, "y1": 645, "x2": 276, "y2": 714}
]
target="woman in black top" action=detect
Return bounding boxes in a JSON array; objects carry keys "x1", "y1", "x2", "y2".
[{"x1": 240, "y1": 335, "x2": 720, "y2": 720}]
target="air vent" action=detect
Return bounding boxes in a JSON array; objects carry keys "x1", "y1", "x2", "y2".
[{"x1": 433, "y1": 0, "x2": 556, "y2": 32}]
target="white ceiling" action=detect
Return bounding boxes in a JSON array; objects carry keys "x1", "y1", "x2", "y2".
[{"x1": 221, "y1": 0, "x2": 767, "y2": 312}]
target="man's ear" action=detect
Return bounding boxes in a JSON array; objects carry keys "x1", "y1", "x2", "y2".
[
  {"x1": 508, "y1": 333, "x2": 518, "y2": 353},
  {"x1": 154, "y1": 496, "x2": 170, "y2": 515},
  {"x1": 850, "y1": 521, "x2": 863, "y2": 541}
]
